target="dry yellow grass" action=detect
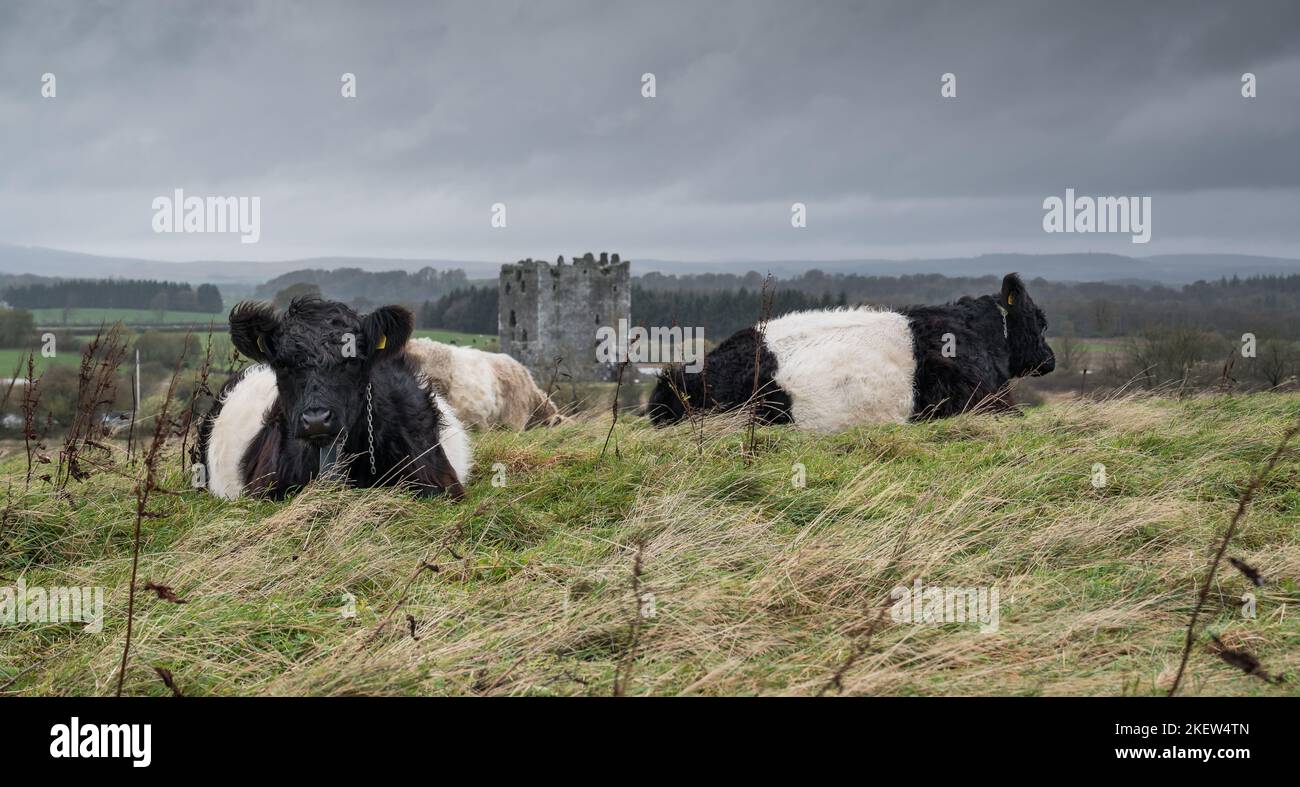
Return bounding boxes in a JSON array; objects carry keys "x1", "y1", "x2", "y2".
[{"x1": 1, "y1": 392, "x2": 1297, "y2": 696}]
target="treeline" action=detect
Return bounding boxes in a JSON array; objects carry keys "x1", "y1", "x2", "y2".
[
  {"x1": 0, "y1": 308, "x2": 35, "y2": 347},
  {"x1": 982, "y1": 275, "x2": 1300, "y2": 340},
  {"x1": 0, "y1": 273, "x2": 57, "y2": 291},
  {"x1": 417, "y1": 287, "x2": 498, "y2": 333},
  {"x1": 641, "y1": 270, "x2": 1300, "y2": 340},
  {"x1": 412, "y1": 283, "x2": 847, "y2": 339},
  {"x1": 3, "y1": 279, "x2": 223, "y2": 313},
  {"x1": 632, "y1": 287, "x2": 848, "y2": 339},
  {"x1": 255, "y1": 267, "x2": 472, "y2": 309},
  {"x1": 412, "y1": 271, "x2": 1300, "y2": 351}
]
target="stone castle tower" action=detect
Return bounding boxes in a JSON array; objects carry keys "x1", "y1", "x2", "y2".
[{"x1": 499, "y1": 252, "x2": 631, "y2": 382}]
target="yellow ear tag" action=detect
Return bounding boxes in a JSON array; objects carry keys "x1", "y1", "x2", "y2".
[
  {"x1": 256, "y1": 336, "x2": 266, "y2": 353},
  {"x1": 1007, "y1": 293, "x2": 1015, "y2": 306},
  {"x1": 375, "y1": 334, "x2": 387, "y2": 350}
]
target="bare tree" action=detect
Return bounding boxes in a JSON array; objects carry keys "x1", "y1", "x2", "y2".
[
  {"x1": 1253, "y1": 340, "x2": 1299, "y2": 389},
  {"x1": 1053, "y1": 334, "x2": 1088, "y2": 371}
]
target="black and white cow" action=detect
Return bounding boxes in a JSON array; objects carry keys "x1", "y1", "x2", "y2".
[
  {"x1": 647, "y1": 273, "x2": 1055, "y2": 432},
  {"x1": 197, "y1": 298, "x2": 472, "y2": 500}
]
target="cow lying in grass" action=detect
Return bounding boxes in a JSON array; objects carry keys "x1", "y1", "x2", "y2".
[
  {"x1": 647, "y1": 273, "x2": 1055, "y2": 432},
  {"x1": 197, "y1": 299, "x2": 472, "y2": 500},
  {"x1": 403, "y1": 338, "x2": 563, "y2": 430}
]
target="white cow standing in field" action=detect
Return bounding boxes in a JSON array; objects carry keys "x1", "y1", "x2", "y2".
[{"x1": 403, "y1": 338, "x2": 563, "y2": 430}]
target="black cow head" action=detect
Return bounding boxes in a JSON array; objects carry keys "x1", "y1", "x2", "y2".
[
  {"x1": 646, "y1": 366, "x2": 689, "y2": 425},
  {"x1": 999, "y1": 273, "x2": 1055, "y2": 377},
  {"x1": 230, "y1": 298, "x2": 414, "y2": 445}
]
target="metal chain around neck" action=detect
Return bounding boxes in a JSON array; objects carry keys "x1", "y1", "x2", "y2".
[
  {"x1": 995, "y1": 302, "x2": 1009, "y2": 340},
  {"x1": 365, "y1": 382, "x2": 376, "y2": 475}
]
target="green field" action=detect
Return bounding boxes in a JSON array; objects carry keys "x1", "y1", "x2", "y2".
[
  {"x1": 0, "y1": 330, "x2": 494, "y2": 377},
  {"x1": 413, "y1": 329, "x2": 499, "y2": 351},
  {"x1": 0, "y1": 333, "x2": 234, "y2": 377},
  {"x1": 0, "y1": 347, "x2": 81, "y2": 376},
  {"x1": 30, "y1": 307, "x2": 224, "y2": 327},
  {"x1": 1, "y1": 392, "x2": 1297, "y2": 696}
]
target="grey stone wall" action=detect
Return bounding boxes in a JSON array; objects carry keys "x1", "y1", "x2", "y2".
[{"x1": 499, "y1": 252, "x2": 631, "y2": 382}]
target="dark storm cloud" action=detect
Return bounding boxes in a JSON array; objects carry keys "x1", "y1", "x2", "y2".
[{"x1": 0, "y1": 0, "x2": 1297, "y2": 261}]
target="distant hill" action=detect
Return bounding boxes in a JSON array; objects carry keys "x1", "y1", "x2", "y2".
[
  {"x1": 253, "y1": 267, "x2": 474, "y2": 307},
  {"x1": 632, "y1": 253, "x2": 1300, "y2": 284},
  {"x1": 1, "y1": 244, "x2": 1298, "y2": 287},
  {"x1": 0, "y1": 271, "x2": 58, "y2": 294},
  {"x1": 0, "y1": 245, "x2": 501, "y2": 285}
]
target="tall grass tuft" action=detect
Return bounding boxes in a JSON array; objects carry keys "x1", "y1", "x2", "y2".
[
  {"x1": 115, "y1": 348, "x2": 187, "y2": 696},
  {"x1": 1168, "y1": 415, "x2": 1300, "y2": 696},
  {"x1": 57, "y1": 323, "x2": 128, "y2": 489}
]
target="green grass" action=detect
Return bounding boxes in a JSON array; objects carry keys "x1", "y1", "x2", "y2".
[
  {"x1": 0, "y1": 347, "x2": 82, "y2": 375},
  {"x1": 0, "y1": 333, "x2": 236, "y2": 377},
  {"x1": 1, "y1": 393, "x2": 1297, "y2": 696},
  {"x1": 0, "y1": 330, "x2": 489, "y2": 378},
  {"x1": 30, "y1": 307, "x2": 224, "y2": 327},
  {"x1": 1073, "y1": 341, "x2": 1120, "y2": 354},
  {"x1": 412, "y1": 329, "x2": 498, "y2": 351}
]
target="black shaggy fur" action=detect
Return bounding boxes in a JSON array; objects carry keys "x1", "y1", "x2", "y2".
[
  {"x1": 903, "y1": 273, "x2": 1054, "y2": 418},
  {"x1": 646, "y1": 327, "x2": 793, "y2": 426},
  {"x1": 646, "y1": 273, "x2": 1054, "y2": 426},
  {"x1": 197, "y1": 298, "x2": 463, "y2": 500}
]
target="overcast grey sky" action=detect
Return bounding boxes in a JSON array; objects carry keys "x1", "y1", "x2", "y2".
[{"x1": 1, "y1": 0, "x2": 1298, "y2": 263}]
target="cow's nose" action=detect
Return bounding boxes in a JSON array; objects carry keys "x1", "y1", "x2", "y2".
[{"x1": 300, "y1": 408, "x2": 334, "y2": 437}]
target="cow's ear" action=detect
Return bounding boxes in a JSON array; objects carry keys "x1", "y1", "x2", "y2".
[
  {"x1": 1001, "y1": 273, "x2": 1027, "y2": 309},
  {"x1": 363, "y1": 305, "x2": 414, "y2": 359},
  {"x1": 229, "y1": 301, "x2": 279, "y2": 363}
]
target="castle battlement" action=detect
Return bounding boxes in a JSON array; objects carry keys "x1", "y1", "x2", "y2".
[{"x1": 499, "y1": 252, "x2": 631, "y2": 382}]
